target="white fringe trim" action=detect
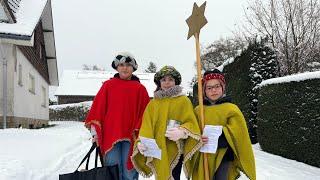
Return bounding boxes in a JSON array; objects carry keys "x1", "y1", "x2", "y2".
[
  {"x1": 131, "y1": 142, "x2": 154, "y2": 178},
  {"x1": 180, "y1": 127, "x2": 203, "y2": 178}
]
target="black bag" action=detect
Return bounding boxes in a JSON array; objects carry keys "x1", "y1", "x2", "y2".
[{"x1": 59, "y1": 143, "x2": 119, "y2": 180}]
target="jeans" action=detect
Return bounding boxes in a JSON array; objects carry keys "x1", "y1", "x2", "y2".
[{"x1": 104, "y1": 141, "x2": 138, "y2": 180}]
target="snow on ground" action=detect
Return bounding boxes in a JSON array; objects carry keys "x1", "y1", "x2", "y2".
[
  {"x1": 252, "y1": 144, "x2": 320, "y2": 180},
  {"x1": 1, "y1": 121, "x2": 320, "y2": 180},
  {"x1": 0, "y1": 121, "x2": 91, "y2": 180}
]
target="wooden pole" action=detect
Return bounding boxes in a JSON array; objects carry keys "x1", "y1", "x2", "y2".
[
  {"x1": 194, "y1": 32, "x2": 210, "y2": 180},
  {"x1": 186, "y1": 2, "x2": 209, "y2": 179}
]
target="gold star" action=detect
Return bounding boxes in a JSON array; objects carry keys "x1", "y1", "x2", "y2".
[{"x1": 186, "y1": 1, "x2": 208, "y2": 40}]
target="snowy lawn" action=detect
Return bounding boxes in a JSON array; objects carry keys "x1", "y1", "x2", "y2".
[{"x1": 0, "y1": 121, "x2": 320, "y2": 180}]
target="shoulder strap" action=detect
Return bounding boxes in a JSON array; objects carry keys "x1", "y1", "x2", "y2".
[{"x1": 76, "y1": 142, "x2": 97, "y2": 170}]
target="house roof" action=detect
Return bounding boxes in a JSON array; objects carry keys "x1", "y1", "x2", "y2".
[
  {"x1": 0, "y1": 0, "x2": 47, "y2": 36},
  {"x1": 0, "y1": 0, "x2": 15, "y2": 23},
  {"x1": 54, "y1": 70, "x2": 157, "y2": 98},
  {"x1": 0, "y1": 0, "x2": 58, "y2": 86}
]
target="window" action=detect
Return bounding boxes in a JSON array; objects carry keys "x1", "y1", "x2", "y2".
[
  {"x1": 40, "y1": 44, "x2": 46, "y2": 62},
  {"x1": 18, "y1": 64, "x2": 23, "y2": 86},
  {"x1": 41, "y1": 86, "x2": 46, "y2": 107},
  {"x1": 29, "y1": 74, "x2": 35, "y2": 94},
  {"x1": 39, "y1": 43, "x2": 42, "y2": 58}
]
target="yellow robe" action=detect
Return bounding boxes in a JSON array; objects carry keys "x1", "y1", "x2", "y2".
[
  {"x1": 131, "y1": 95, "x2": 202, "y2": 180},
  {"x1": 193, "y1": 103, "x2": 256, "y2": 180}
]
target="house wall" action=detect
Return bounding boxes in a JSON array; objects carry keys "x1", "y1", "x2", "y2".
[
  {"x1": 0, "y1": 43, "x2": 14, "y2": 117},
  {"x1": 0, "y1": 7, "x2": 54, "y2": 128},
  {"x1": 13, "y1": 47, "x2": 49, "y2": 120}
]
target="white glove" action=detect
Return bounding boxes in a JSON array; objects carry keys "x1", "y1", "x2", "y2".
[
  {"x1": 137, "y1": 142, "x2": 147, "y2": 155},
  {"x1": 90, "y1": 125, "x2": 99, "y2": 146},
  {"x1": 90, "y1": 125, "x2": 97, "y2": 136},
  {"x1": 165, "y1": 127, "x2": 188, "y2": 141}
]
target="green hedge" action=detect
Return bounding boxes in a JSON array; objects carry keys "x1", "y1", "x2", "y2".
[
  {"x1": 49, "y1": 102, "x2": 91, "y2": 121},
  {"x1": 223, "y1": 54, "x2": 255, "y2": 141},
  {"x1": 257, "y1": 78, "x2": 320, "y2": 167}
]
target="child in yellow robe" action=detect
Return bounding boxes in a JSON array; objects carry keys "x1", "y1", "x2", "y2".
[
  {"x1": 132, "y1": 66, "x2": 202, "y2": 180},
  {"x1": 193, "y1": 69, "x2": 256, "y2": 180}
]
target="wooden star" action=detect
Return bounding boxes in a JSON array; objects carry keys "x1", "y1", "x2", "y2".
[{"x1": 186, "y1": 1, "x2": 208, "y2": 40}]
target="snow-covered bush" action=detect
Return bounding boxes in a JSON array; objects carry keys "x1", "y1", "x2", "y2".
[
  {"x1": 49, "y1": 101, "x2": 92, "y2": 121},
  {"x1": 192, "y1": 38, "x2": 279, "y2": 143},
  {"x1": 223, "y1": 38, "x2": 279, "y2": 143},
  {"x1": 247, "y1": 38, "x2": 279, "y2": 142},
  {"x1": 257, "y1": 71, "x2": 320, "y2": 167}
]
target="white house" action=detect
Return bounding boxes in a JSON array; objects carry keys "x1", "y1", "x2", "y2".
[
  {"x1": 54, "y1": 70, "x2": 156, "y2": 104},
  {"x1": 0, "y1": 0, "x2": 58, "y2": 128}
]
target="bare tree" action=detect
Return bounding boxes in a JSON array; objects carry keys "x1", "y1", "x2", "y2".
[
  {"x1": 82, "y1": 64, "x2": 105, "y2": 71},
  {"x1": 241, "y1": 0, "x2": 320, "y2": 75},
  {"x1": 200, "y1": 37, "x2": 246, "y2": 70}
]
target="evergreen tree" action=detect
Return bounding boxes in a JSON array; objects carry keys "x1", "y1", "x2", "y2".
[
  {"x1": 82, "y1": 64, "x2": 90, "y2": 70},
  {"x1": 247, "y1": 37, "x2": 279, "y2": 142},
  {"x1": 145, "y1": 62, "x2": 157, "y2": 73},
  {"x1": 92, "y1": 65, "x2": 99, "y2": 70}
]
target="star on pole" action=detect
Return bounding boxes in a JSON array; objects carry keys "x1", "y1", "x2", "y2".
[
  {"x1": 186, "y1": 1, "x2": 208, "y2": 40},
  {"x1": 186, "y1": 3, "x2": 210, "y2": 179}
]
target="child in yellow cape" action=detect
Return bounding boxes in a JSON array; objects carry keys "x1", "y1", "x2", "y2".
[
  {"x1": 193, "y1": 69, "x2": 256, "y2": 180},
  {"x1": 131, "y1": 66, "x2": 202, "y2": 180}
]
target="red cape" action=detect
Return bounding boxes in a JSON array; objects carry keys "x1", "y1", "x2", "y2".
[{"x1": 85, "y1": 77, "x2": 150, "y2": 169}]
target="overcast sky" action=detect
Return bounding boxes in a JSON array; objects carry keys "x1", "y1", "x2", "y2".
[{"x1": 51, "y1": 0, "x2": 247, "y2": 88}]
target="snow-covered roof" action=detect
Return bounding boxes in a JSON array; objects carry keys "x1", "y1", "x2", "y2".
[
  {"x1": 7, "y1": 0, "x2": 20, "y2": 17},
  {"x1": 0, "y1": 0, "x2": 58, "y2": 86},
  {"x1": 0, "y1": 0, "x2": 47, "y2": 36},
  {"x1": 54, "y1": 70, "x2": 157, "y2": 98},
  {"x1": 259, "y1": 71, "x2": 320, "y2": 87}
]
